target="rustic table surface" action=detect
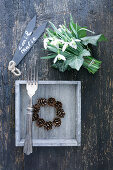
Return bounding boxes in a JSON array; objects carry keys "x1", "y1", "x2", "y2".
[{"x1": 0, "y1": 0, "x2": 113, "y2": 170}]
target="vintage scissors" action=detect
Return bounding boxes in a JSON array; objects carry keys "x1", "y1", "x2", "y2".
[{"x1": 8, "y1": 16, "x2": 47, "y2": 76}]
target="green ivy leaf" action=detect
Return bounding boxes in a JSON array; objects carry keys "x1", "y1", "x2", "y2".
[
  {"x1": 81, "y1": 34, "x2": 106, "y2": 46},
  {"x1": 52, "y1": 60, "x2": 69, "y2": 72},
  {"x1": 64, "y1": 48, "x2": 90, "y2": 71},
  {"x1": 98, "y1": 34, "x2": 107, "y2": 42},
  {"x1": 77, "y1": 27, "x2": 87, "y2": 38},
  {"x1": 75, "y1": 23, "x2": 87, "y2": 38},
  {"x1": 66, "y1": 56, "x2": 84, "y2": 71},
  {"x1": 79, "y1": 49, "x2": 91, "y2": 57}
]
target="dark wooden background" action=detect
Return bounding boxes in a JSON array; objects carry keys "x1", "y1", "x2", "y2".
[{"x1": 0, "y1": 0, "x2": 113, "y2": 170}]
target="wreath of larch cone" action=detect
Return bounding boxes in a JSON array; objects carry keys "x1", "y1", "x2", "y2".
[{"x1": 32, "y1": 97, "x2": 65, "y2": 130}]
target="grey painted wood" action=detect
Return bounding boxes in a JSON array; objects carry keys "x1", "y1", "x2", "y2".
[{"x1": 15, "y1": 80, "x2": 81, "y2": 146}]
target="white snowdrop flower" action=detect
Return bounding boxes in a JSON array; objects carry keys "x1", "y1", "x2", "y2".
[
  {"x1": 50, "y1": 39, "x2": 60, "y2": 48},
  {"x1": 60, "y1": 40, "x2": 65, "y2": 44},
  {"x1": 59, "y1": 25, "x2": 63, "y2": 28},
  {"x1": 48, "y1": 37, "x2": 53, "y2": 41},
  {"x1": 58, "y1": 28, "x2": 62, "y2": 32},
  {"x1": 44, "y1": 38, "x2": 49, "y2": 49},
  {"x1": 74, "y1": 38, "x2": 81, "y2": 42},
  {"x1": 69, "y1": 39, "x2": 77, "y2": 49},
  {"x1": 53, "y1": 54, "x2": 66, "y2": 63},
  {"x1": 62, "y1": 42, "x2": 69, "y2": 52}
]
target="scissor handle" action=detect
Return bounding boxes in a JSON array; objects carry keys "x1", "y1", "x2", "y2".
[{"x1": 8, "y1": 60, "x2": 21, "y2": 76}]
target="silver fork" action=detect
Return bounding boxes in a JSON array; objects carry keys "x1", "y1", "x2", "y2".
[{"x1": 23, "y1": 63, "x2": 38, "y2": 155}]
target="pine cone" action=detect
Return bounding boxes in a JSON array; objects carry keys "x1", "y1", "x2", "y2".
[
  {"x1": 36, "y1": 118, "x2": 45, "y2": 127},
  {"x1": 56, "y1": 109, "x2": 65, "y2": 118},
  {"x1": 48, "y1": 97, "x2": 56, "y2": 106},
  {"x1": 44, "y1": 121, "x2": 53, "y2": 130},
  {"x1": 37, "y1": 98, "x2": 47, "y2": 106},
  {"x1": 32, "y1": 113, "x2": 39, "y2": 121},
  {"x1": 33, "y1": 104, "x2": 40, "y2": 113},
  {"x1": 55, "y1": 101, "x2": 62, "y2": 109},
  {"x1": 53, "y1": 118, "x2": 61, "y2": 127}
]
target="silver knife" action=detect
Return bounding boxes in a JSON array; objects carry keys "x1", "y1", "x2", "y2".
[{"x1": 8, "y1": 16, "x2": 47, "y2": 76}]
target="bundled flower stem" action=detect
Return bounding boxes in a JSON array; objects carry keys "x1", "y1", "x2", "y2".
[
  {"x1": 42, "y1": 15, "x2": 107, "y2": 74},
  {"x1": 83, "y1": 56, "x2": 102, "y2": 74}
]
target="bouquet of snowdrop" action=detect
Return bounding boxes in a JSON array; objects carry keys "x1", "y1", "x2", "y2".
[{"x1": 42, "y1": 15, "x2": 106, "y2": 74}]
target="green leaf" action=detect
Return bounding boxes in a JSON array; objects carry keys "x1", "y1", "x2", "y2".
[
  {"x1": 60, "y1": 27, "x2": 71, "y2": 41},
  {"x1": 69, "y1": 15, "x2": 93, "y2": 39},
  {"x1": 43, "y1": 33, "x2": 47, "y2": 38},
  {"x1": 66, "y1": 56, "x2": 84, "y2": 71},
  {"x1": 46, "y1": 28, "x2": 55, "y2": 37},
  {"x1": 63, "y1": 25, "x2": 73, "y2": 38},
  {"x1": 81, "y1": 34, "x2": 105, "y2": 46},
  {"x1": 48, "y1": 28, "x2": 56, "y2": 35},
  {"x1": 69, "y1": 22, "x2": 77, "y2": 38},
  {"x1": 49, "y1": 21, "x2": 66, "y2": 40},
  {"x1": 41, "y1": 54, "x2": 56, "y2": 59},
  {"x1": 98, "y1": 34, "x2": 107, "y2": 42},
  {"x1": 66, "y1": 45, "x2": 80, "y2": 56},
  {"x1": 78, "y1": 27, "x2": 95, "y2": 34},
  {"x1": 52, "y1": 60, "x2": 69, "y2": 72},
  {"x1": 79, "y1": 49, "x2": 91, "y2": 57},
  {"x1": 77, "y1": 28, "x2": 87, "y2": 38},
  {"x1": 69, "y1": 15, "x2": 78, "y2": 38},
  {"x1": 47, "y1": 46, "x2": 58, "y2": 53},
  {"x1": 75, "y1": 23, "x2": 88, "y2": 38},
  {"x1": 47, "y1": 45, "x2": 77, "y2": 59},
  {"x1": 69, "y1": 15, "x2": 87, "y2": 38}
]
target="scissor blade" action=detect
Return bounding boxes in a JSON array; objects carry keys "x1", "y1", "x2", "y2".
[
  {"x1": 13, "y1": 22, "x2": 47, "y2": 66},
  {"x1": 13, "y1": 16, "x2": 36, "y2": 64}
]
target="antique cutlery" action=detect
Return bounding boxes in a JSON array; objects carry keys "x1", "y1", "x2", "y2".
[
  {"x1": 23, "y1": 62, "x2": 38, "y2": 155},
  {"x1": 8, "y1": 16, "x2": 47, "y2": 76}
]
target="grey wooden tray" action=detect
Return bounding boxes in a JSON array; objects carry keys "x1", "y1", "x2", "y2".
[{"x1": 15, "y1": 80, "x2": 81, "y2": 146}]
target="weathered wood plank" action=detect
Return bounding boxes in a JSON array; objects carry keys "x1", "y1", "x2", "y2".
[{"x1": 0, "y1": 0, "x2": 113, "y2": 170}]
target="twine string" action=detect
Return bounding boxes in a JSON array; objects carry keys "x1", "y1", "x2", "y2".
[
  {"x1": 88, "y1": 59, "x2": 95, "y2": 67},
  {"x1": 8, "y1": 60, "x2": 21, "y2": 76}
]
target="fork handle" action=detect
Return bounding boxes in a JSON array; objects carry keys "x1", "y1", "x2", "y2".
[{"x1": 23, "y1": 107, "x2": 33, "y2": 155}]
